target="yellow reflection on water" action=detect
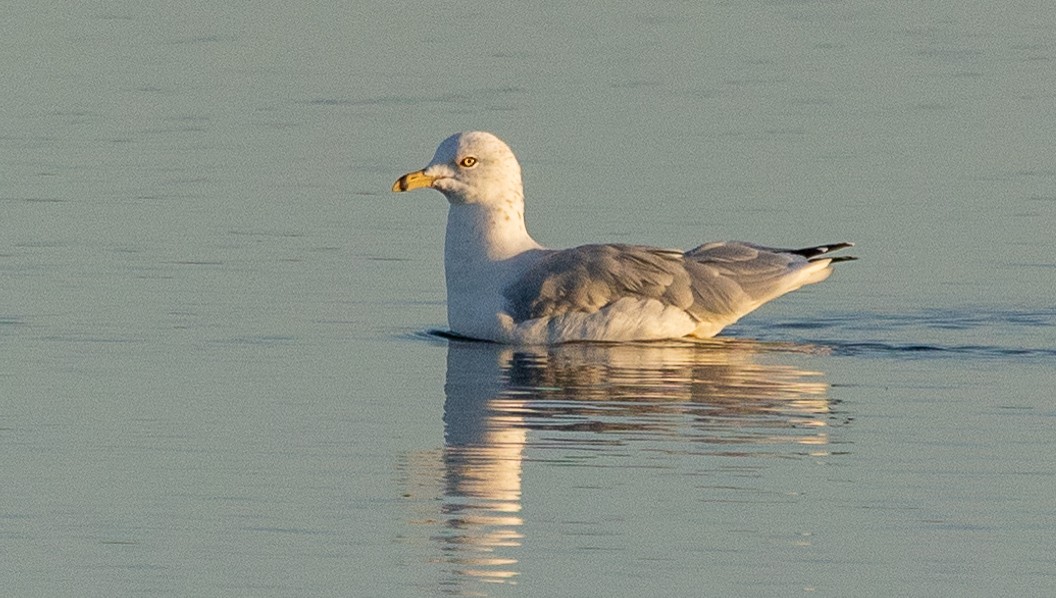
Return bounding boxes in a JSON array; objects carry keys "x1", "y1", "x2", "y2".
[
  {"x1": 441, "y1": 425, "x2": 526, "y2": 585},
  {"x1": 411, "y1": 337, "x2": 839, "y2": 595}
]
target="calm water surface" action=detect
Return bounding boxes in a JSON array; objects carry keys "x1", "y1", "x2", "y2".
[{"x1": 3, "y1": 1, "x2": 1055, "y2": 596}]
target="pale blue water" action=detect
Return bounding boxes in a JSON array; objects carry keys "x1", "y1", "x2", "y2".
[{"x1": 3, "y1": 1, "x2": 1055, "y2": 597}]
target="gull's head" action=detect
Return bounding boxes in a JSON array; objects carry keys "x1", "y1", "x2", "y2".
[{"x1": 392, "y1": 131, "x2": 523, "y2": 206}]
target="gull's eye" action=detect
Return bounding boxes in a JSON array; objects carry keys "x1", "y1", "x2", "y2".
[{"x1": 459, "y1": 156, "x2": 478, "y2": 168}]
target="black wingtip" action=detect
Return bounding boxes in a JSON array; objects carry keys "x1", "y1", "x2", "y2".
[{"x1": 791, "y1": 242, "x2": 856, "y2": 261}]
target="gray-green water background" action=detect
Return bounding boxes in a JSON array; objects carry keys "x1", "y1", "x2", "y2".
[{"x1": 3, "y1": 1, "x2": 1055, "y2": 596}]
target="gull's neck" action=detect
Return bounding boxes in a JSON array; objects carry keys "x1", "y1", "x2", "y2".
[
  {"x1": 444, "y1": 200, "x2": 542, "y2": 339},
  {"x1": 442, "y1": 187, "x2": 543, "y2": 340},
  {"x1": 444, "y1": 201, "x2": 542, "y2": 265}
]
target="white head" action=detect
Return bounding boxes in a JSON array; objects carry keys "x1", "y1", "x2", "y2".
[{"x1": 392, "y1": 131, "x2": 524, "y2": 207}]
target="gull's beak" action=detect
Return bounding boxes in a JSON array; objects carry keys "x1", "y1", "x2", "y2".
[{"x1": 392, "y1": 169, "x2": 436, "y2": 192}]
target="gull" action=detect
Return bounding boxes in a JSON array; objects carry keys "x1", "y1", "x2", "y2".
[{"x1": 393, "y1": 131, "x2": 855, "y2": 344}]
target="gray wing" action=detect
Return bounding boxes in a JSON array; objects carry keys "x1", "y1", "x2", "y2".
[
  {"x1": 504, "y1": 242, "x2": 854, "y2": 324},
  {"x1": 503, "y1": 244, "x2": 694, "y2": 323}
]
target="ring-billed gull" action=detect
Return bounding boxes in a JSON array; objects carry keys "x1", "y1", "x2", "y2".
[{"x1": 393, "y1": 131, "x2": 855, "y2": 344}]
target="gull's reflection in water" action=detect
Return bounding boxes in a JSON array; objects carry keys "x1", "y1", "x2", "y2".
[{"x1": 429, "y1": 337, "x2": 839, "y2": 595}]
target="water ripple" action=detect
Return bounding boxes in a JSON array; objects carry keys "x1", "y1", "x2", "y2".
[
  {"x1": 752, "y1": 306, "x2": 1056, "y2": 361},
  {"x1": 417, "y1": 307, "x2": 1056, "y2": 362},
  {"x1": 821, "y1": 340, "x2": 1056, "y2": 360}
]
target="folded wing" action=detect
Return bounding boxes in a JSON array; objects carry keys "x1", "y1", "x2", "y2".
[{"x1": 503, "y1": 241, "x2": 854, "y2": 327}]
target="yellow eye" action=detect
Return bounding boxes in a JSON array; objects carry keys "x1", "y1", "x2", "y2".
[{"x1": 459, "y1": 156, "x2": 478, "y2": 168}]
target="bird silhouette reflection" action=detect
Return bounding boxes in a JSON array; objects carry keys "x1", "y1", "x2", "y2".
[{"x1": 422, "y1": 337, "x2": 841, "y2": 593}]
